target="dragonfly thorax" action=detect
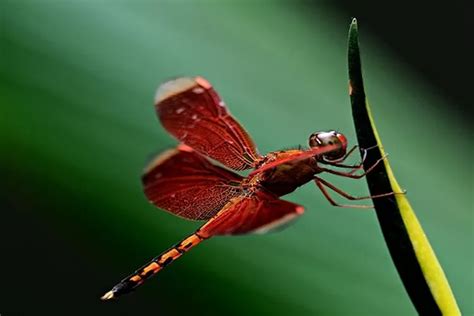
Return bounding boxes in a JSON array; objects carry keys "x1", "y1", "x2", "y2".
[{"x1": 257, "y1": 150, "x2": 320, "y2": 197}]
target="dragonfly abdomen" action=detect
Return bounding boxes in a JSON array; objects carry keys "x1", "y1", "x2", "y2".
[{"x1": 101, "y1": 232, "x2": 207, "y2": 300}]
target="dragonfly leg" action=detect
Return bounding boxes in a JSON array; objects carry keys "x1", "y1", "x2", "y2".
[
  {"x1": 324, "y1": 145, "x2": 359, "y2": 164},
  {"x1": 324, "y1": 160, "x2": 364, "y2": 175},
  {"x1": 313, "y1": 177, "x2": 374, "y2": 209},
  {"x1": 315, "y1": 176, "x2": 403, "y2": 202},
  {"x1": 321, "y1": 144, "x2": 378, "y2": 169},
  {"x1": 320, "y1": 154, "x2": 388, "y2": 179}
]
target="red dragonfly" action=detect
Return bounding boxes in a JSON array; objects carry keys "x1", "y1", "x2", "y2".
[{"x1": 101, "y1": 76, "x2": 390, "y2": 300}]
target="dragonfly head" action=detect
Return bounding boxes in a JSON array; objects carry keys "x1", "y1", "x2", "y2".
[{"x1": 309, "y1": 130, "x2": 348, "y2": 161}]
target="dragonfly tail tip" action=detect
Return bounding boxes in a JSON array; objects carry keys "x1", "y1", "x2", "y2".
[{"x1": 101, "y1": 290, "x2": 115, "y2": 301}]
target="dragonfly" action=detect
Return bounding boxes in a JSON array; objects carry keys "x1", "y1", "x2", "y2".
[{"x1": 101, "y1": 76, "x2": 393, "y2": 300}]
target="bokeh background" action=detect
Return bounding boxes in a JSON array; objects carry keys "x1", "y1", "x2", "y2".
[{"x1": 1, "y1": 1, "x2": 472, "y2": 315}]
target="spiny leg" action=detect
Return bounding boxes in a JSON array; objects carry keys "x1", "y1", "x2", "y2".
[
  {"x1": 324, "y1": 145, "x2": 359, "y2": 164},
  {"x1": 101, "y1": 231, "x2": 208, "y2": 300},
  {"x1": 313, "y1": 177, "x2": 374, "y2": 209},
  {"x1": 315, "y1": 176, "x2": 403, "y2": 203},
  {"x1": 321, "y1": 144, "x2": 378, "y2": 168},
  {"x1": 320, "y1": 154, "x2": 388, "y2": 179},
  {"x1": 325, "y1": 160, "x2": 364, "y2": 175}
]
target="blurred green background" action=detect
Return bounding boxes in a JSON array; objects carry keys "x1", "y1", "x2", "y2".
[{"x1": 1, "y1": 1, "x2": 472, "y2": 315}]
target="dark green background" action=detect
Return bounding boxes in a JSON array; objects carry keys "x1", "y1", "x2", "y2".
[{"x1": 1, "y1": 1, "x2": 472, "y2": 315}]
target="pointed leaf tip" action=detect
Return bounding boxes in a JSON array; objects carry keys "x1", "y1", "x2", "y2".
[{"x1": 349, "y1": 18, "x2": 358, "y2": 34}]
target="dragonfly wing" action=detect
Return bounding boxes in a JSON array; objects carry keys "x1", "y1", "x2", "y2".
[
  {"x1": 156, "y1": 77, "x2": 261, "y2": 170},
  {"x1": 142, "y1": 144, "x2": 244, "y2": 220},
  {"x1": 200, "y1": 191, "x2": 304, "y2": 236}
]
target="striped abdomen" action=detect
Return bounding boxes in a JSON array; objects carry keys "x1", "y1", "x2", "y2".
[{"x1": 101, "y1": 232, "x2": 206, "y2": 300}]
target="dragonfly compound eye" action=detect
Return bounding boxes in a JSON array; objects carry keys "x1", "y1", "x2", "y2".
[{"x1": 308, "y1": 131, "x2": 347, "y2": 161}]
